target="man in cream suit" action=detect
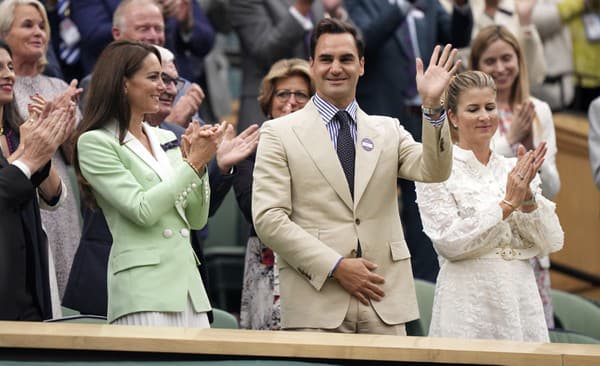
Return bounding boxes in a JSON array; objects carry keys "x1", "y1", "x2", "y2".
[{"x1": 252, "y1": 18, "x2": 458, "y2": 334}]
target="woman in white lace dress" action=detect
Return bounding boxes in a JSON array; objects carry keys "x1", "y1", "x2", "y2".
[
  {"x1": 415, "y1": 71, "x2": 563, "y2": 342},
  {"x1": 470, "y1": 25, "x2": 561, "y2": 328}
]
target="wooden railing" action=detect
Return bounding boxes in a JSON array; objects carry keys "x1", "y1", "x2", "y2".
[{"x1": 0, "y1": 322, "x2": 599, "y2": 365}]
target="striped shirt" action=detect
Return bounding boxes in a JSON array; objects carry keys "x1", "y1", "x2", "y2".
[
  {"x1": 313, "y1": 93, "x2": 358, "y2": 149},
  {"x1": 313, "y1": 93, "x2": 359, "y2": 275},
  {"x1": 313, "y1": 94, "x2": 446, "y2": 142}
]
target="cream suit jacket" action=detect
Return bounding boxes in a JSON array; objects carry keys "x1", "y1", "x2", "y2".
[{"x1": 252, "y1": 101, "x2": 452, "y2": 329}]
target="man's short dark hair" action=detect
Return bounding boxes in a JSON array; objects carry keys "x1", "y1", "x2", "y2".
[{"x1": 309, "y1": 18, "x2": 365, "y2": 59}]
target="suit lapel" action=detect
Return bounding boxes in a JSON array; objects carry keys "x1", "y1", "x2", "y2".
[
  {"x1": 311, "y1": 1, "x2": 324, "y2": 22},
  {"x1": 143, "y1": 124, "x2": 174, "y2": 182},
  {"x1": 354, "y1": 108, "x2": 383, "y2": 207},
  {"x1": 393, "y1": 2, "x2": 429, "y2": 61},
  {"x1": 149, "y1": 126, "x2": 191, "y2": 227},
  {"x1": 413, "y1": 8, "x2": 428, "y2": 58},
  {"x1": 104, "y1": 122, "x2": 190, "y2": 226},
  {"x1": 292, "y1": 103, "x2": 353, "y2": 210},
  {"x1": 104, "y1": 122, "x2": 172, "y2": 182},
  {"x1": 393, "y1": 16, "x2": 414, "y2": 60}
]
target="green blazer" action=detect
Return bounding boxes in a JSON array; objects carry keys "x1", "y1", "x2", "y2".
[{"x1": 77, "y1": 122, "x2": 211, "y2": 323}]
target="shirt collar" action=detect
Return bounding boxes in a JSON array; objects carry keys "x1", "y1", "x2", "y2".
[
  {"x1": 313, "y1": 93, "x2": 358, "y2": 125},
  {"x1": 453, "y1": 144, "x2": 498, "y2": 168}
]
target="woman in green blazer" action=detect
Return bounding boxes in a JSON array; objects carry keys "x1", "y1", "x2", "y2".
[{"x1": 73, "y1": 40, "x2": 222, "y2": 327}]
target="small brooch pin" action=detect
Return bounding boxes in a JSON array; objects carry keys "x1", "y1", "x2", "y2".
[{"x1": 160, "y1": 139, "x2": 180, "y2": 151}]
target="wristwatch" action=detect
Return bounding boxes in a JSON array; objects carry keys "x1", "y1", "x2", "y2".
[{"x1": 421, "y1": 104, "x2": 444, "y2": 116}]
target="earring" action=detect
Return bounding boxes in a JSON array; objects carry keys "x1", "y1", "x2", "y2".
[{"x1": 452, "y1": 124, "x2": 458, "y2": 129}]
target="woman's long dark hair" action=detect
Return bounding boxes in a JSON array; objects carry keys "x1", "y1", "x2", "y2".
[
  {"x1": 0, "y1": 39, "x2": 23, "y2": 134},
  {"x1": 72, "y1": 40, "x2": 161, "y2": 207}
]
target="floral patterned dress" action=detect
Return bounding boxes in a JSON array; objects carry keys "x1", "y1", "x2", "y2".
[{"x1": 239, "y1": 236, "x2": 281, "y2": 330}]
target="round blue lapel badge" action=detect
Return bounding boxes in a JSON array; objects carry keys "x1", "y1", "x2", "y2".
[{"x1": 361, "y1": 138, "x2": 374, "y2": 151}]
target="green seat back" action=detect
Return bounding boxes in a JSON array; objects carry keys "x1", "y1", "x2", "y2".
[
  {"x1": 212, "y1": 308, "x2": 239, "y2": 329},
  {"x1": 413, "y1": 279, "x2": 435, "y2": 336},
  {"x1": 204, "y1": 246, "x2": 246, "y2": 313},
  {"x1": 45, "y1": 307, "x2": 107, "y2": 324},
  {"x1": 549, "y1": 329, "x2": 600, "y2": 344},
  {"x1": 551, "y1": 289, "x2": 600, "y2": 341}
]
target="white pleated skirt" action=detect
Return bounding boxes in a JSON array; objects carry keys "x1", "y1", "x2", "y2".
[{"x1": 111, "y1": 295, "x2": 210, "y2": 328}]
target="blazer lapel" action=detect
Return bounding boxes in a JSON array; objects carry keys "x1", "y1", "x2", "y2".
[
  {"x1": 104, "y1": 122, "x2": 190, "y2": 226},
  {"x1": 292, "y1": 103, "x2": 353, "y2": 210},
  {"x1": 150, "y1": 126, "x2": 191, "y2": 227},
  {"x1": 393, "y1": 16, "x2": 414, "y2": 61},
  {"x1": 354, "y1": 108, "x2": 383, "y2": 207},
  {"x1": 143, "y1": 123, "x2": 173, "y2": 182}
]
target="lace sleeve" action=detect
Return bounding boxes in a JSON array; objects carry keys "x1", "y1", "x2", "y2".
[
  {"x1": 511, "y1": 175, "x2": 564, "y2": 255},
  {"x1": 416, "y1": 180, "x2": 513, "y2": 262}
]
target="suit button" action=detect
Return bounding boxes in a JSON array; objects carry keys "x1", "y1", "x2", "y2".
[
  {"x1": 355, "y1": 218, "x2": 360, "y2": 225},
  {"x1": 350, "y1": 249, "x2": 357, "y2": 258},
  {"x1": 180, "y1": 228, "x2": 190, "y2": 237},
  {"x1": 163, "y1": 229, "x2": 173, "y2": 238}
]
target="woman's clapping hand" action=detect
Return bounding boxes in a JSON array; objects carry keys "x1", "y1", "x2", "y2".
[
  {"x1": 181, "y1": 121, "x2": 226, "y2": 173},
  {"x1": 503, "y1": 142, "x2": 546, "y2": 211}
]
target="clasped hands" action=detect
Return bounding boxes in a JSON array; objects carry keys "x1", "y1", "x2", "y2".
[
  {"x1": 180, "y1": 121, "x2": 225, "y2": 175},
  {"x1": 503, "y1": 142, "x2": 547, "y2": 215},
  {"x1": 17, "y1": 100, "x2": 77, "y2": 173},
  {"x1": 180, "y1": 121, "x2": 261, "y2": 176}
]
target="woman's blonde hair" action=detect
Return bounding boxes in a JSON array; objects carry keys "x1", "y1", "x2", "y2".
[
  {"x1": 470, "y1": 25, "x2": 529, "y2": 108},
  {"x1": 258, "y1": 58, "x2": 315, "y2": 118},
  {"x1": 0, "y1": 0, "x2": 50, "y2": 74},
  {"x1": 445, "y1": 71, "x2": 497, "y2": 143},
  {"x1": 470, "y1": 25, "x2": 541, "y2": 138}
]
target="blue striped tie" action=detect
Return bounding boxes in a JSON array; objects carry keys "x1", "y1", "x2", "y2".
[{"x1": 57, "y1": 0, "x2": 80, "y2": 65}]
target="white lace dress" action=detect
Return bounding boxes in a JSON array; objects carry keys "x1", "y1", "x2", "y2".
[{"x1": 415, "y1": 145, "x2": 564, "y2": 342}]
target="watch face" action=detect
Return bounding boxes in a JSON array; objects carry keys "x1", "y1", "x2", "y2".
[{"x1": 422, "y1": 106, "x2": 443, "y2": 115}]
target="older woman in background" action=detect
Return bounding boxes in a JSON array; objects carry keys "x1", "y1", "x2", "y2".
[
  {"x1": 470, "y1": 25, "x2": 560, "y2": 327},
  {"x1": 415, "y1": 71, "x2": 563, "y2": 342},
  {"x1": 238, "y1": 58, "x2": 315, "y2": 330},
  {"x1": 0, "y1": 0, "x2": 82, "y2": 306},
  {"x1": 0, "y1": 39, "x2": 76, "y2": 321}
]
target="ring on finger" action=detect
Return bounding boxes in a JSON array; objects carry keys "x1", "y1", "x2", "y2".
[{"x1": 517, "y1": 172, "x2": 525, "y2": 180}]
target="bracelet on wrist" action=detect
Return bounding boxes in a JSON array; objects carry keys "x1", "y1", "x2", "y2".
[
  {"x1": 502, "y1": 199, "x2": 517, "y2": 211},
  {"x1": 184, "y1": 158, "x2": 202, "y2": 176}
]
